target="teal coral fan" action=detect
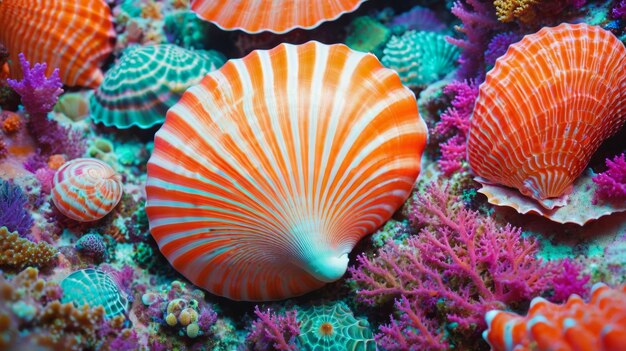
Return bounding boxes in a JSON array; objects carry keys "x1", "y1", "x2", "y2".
[{"x1": 382, "y1": 30, "x2": 459, "y2": 87}]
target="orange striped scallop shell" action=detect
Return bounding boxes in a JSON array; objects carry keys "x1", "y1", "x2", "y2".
[
  {"x1": 52, "y1": 158, "x2": 123, "y2": 222},
  {"x1": 190, "y1": 0, "x2": 367, "y2": 34},
  {"x1": 0, "y1": 0, "x2": 114, "y2": 88},
  {"x1": 467, "y1": 23, "x2": 626, "y2": 209},
  {"x1": 145, "y1": 41, "x2": 427, "y2": 301}
]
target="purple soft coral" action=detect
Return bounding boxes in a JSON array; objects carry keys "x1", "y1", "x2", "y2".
[
  {"x1": 433, "y1": 80, "x2": 479, "y2": 176},
  {"x1": 593, "y1": 153, "x2": 626, "y2": 203},
  {"x1": 0, "y1": 179, "x2": 34, "y2": 237},
  {"x1": 447, "y1": 0, "x2": 501, "y2": 80},
  {"x1": 614, "y1": 0, "x2": 626, "y2": 19},
  {"x1": 6, "y1": 54, "x2": 85, "y2": 159},
  {"x1": 484, "y1": 32, "x2": 521, "y2": 67},
  {"x1": 349, "y1": 183, "x2": 555, "y2": 349},
  {"x1": 247, "y1": 306, "x2": 300, "y2": 351},
  {"x1": 7, "y1": 53, "x2": 63, "y2": 116}
]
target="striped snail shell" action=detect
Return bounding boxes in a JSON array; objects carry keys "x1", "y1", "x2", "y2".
[{"x1": 52, "y1": 158, "x2": 123, "y2": 222}]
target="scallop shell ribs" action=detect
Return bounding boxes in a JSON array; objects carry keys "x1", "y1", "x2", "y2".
[
  {"x1": 145, "y1": 41, "x2": 427, "y2": 301},
  {"x1": 467, "y1": 23, "x2": 626, "y2": 207}
]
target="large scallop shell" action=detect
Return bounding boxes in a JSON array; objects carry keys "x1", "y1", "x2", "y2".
[
  {"x1": 145, "y1": 41, "x2": 427, "y2": 301},
  {"x1": 52, "y1": 158, "x2": 123, "y2": 222},
  {"x1": 90, "y1": 45, "x2": 226, "y2": 129},
  {"x1": 0, "y1": 0, "x2": 115, "y2": 88},
  {"x1": 190, "y1": 0, "x2": 367, "y2": 34},
  {"x1": 467, "y1": 23, "x2": 626, "y2": 209}
]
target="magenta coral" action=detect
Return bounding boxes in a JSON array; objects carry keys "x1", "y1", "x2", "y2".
[
  {"x1": 247, "y1": 306, "x2": 300, "y2": 351},
  {"x1": 548, "y1": 259, "x2": 590, "y2": 303},
  {"x1": 376, "y1": 296, "x2": 448, "y2": 351},
  {"x1": 433, "y1": 80, "x2": 479, "y2": 176},
  {"x1": 593, "y1": 153, "x2": 626, "y2": 203},
  {"x1": 349, "y1": 182, "x2": 555, "y2": 349}
]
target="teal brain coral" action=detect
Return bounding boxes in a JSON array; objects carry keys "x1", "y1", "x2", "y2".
[
  {"x1": 299, "y1": 302, "x2": 376, "y2": 351},
  {"x1": 60, "y1": 268, "x2": 128, "y2": 319},
  {"x1": 382, "y1": 30, "x2": 459, "y2": 87},
  {"x1": 90, "y1": 44, "x2": 225, "y2": 129}
]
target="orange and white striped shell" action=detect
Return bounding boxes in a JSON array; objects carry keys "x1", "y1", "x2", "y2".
[
  {"x1": 484, "y1": 283, "x2": 626, "y2": 351},
  {"x1": 190, "y1": 0, "x2": 367, "y2": 34},
  {"x1": 145, "y1": 41, "x2": 427, "y2": 301},
  {"x1": 0, "y1": 0, "x2": 115, "y2": 88},
  {"x1": 467, "y1": 23, "x2": 626, "y2": 209},
  {"x1": 52, "y1": 158, "x2": 123, "y2": 222}
]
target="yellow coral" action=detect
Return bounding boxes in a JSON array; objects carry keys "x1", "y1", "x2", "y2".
[
  {"x1": 0, "y1": 227, "x2": 57, "y2": 270},
  {"x1": 494, "y1": 0, "x2": 539, "y2": 23}
]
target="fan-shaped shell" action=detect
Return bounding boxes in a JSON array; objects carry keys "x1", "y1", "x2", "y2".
[
  {"x1": 145, "y1": 41, "x2": 427, "y2": 301},
  {"x1": 467, "y1": 23, "x2": 626, "y2": 208},
  {"x1": 90, "y1": 45, "x2": 226, "y2": 129},
  {"x1": 52, "y1": 158, "x2": 123, "y2": 222},
  {"x1": 61, "y1": 269, "x2": 128, "y2": 319},
  {"x1": 0, "y1": 0, "x2": 114, "y2": 88},
  {"x1": 190, "y1": 0, "x2": 367, "y2": 34}
]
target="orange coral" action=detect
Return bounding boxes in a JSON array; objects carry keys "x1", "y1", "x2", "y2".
[
  {"x1": 0, "y1": 226, "x2": 58, "y2": 270},
  {"x1": 1, "y1": 111, "x2": 20, "y2": 134},
  {"x1": 494, "y1": 0, "x2": 539, "y2": 23},
  {"x1": 47, "y1": 154, "x2": 66, "y2": 170},
  {"x1": 140, "y1": 0, "x2": 162, "y2": 19}
]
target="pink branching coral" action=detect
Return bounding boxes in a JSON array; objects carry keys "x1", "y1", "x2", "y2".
[
  {"x1": 447, "y1": 0, "x2": 501, "y2": 80},
  {"x1": 349, "y1": 182, "x2": 555, "y2": 350},
  {"x1": 434, "y1": 80, "x2": 479, "y2": 176},
  {"x1": 593, "y1": 153, "x2": 626, "y2": 203},
  {"x1": 549, "y1": 259, "x2": 590, "y2": 303},
  {"x1": 247, "y1": 306, "x2": 300, "y2": 351}
]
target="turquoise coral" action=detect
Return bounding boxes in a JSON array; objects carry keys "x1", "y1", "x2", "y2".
[
  {"x1": 382, "y1": 30, "x2": 460, "y2": 87},
  {"x1": 345, "y1": 16, "x2": 391, "y2": 57}
]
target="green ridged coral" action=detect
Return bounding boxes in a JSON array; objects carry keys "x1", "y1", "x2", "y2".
[
  {"x1": 382, "y1": 30, "x2": 460, "y2": 87},
  {"x1": 90, "y1": 44, "x2": 225, "y2": 129},
  {"x1": 298, "y1": 302, "x2": 376, "y2": 351}
]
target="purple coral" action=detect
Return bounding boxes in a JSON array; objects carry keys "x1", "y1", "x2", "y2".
[
  {"x1": 349, "y1": 183, "x2": 555, "y2": 349},
  {"x1": 0, "y1": 179, "x2": 34, "y2": 236},
  {"x1": 247, "y1": 306, "x2": 300, "y2": 351},
  {"x1": 433, "y1": 80, "x2": 479, "y2": 175},
  {"x1": 76, "y1": 233, "x2": 107, "y2": 260},
  {"x1": 7, "y1": 53, "x2": 63, "y2": 116},
  {"x1": 614, "y1": 0, "x2": 626, "y2": 19},
  {"x1": 593, "y1": 153, "x2": 626, "y2": 203},
  {"x1": 390, "y1": 6, "x2": 447, "y2": 33},
  {"x1": 484, "y1": 32, "x2": 521, "y2": 67},
  {"x1": 6, "y1": 53, "x2": 85, "y2": 159},
  {"x1": 447, "y1": 0, "x2": 501, "y2": 80}
]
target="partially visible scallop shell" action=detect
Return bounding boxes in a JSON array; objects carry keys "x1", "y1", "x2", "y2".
[
  {"x1": 52, "y1": 158, "x2": 123, "y2": 222},
  {"x1": 90, "y1": 45, "x2": 225, "y2": 129},
  {"x1": 477, "y1": 170, "x2": 626, "y2": 225},
  {"x1": 146, "y1": 41, "x2": 427, "y2": 301},
  {"x1": 61, "y1": 269, "x2": 128, "y2": 319},
  {"x1": 190, "y1": 0, "x2": 367, "y2": 34},
  {"x1": 467, "y1": 23, "x2": 626, "y2": 209},
  {"x1": 0, "y1": 0, "x2": 115, "y2": 88}
]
